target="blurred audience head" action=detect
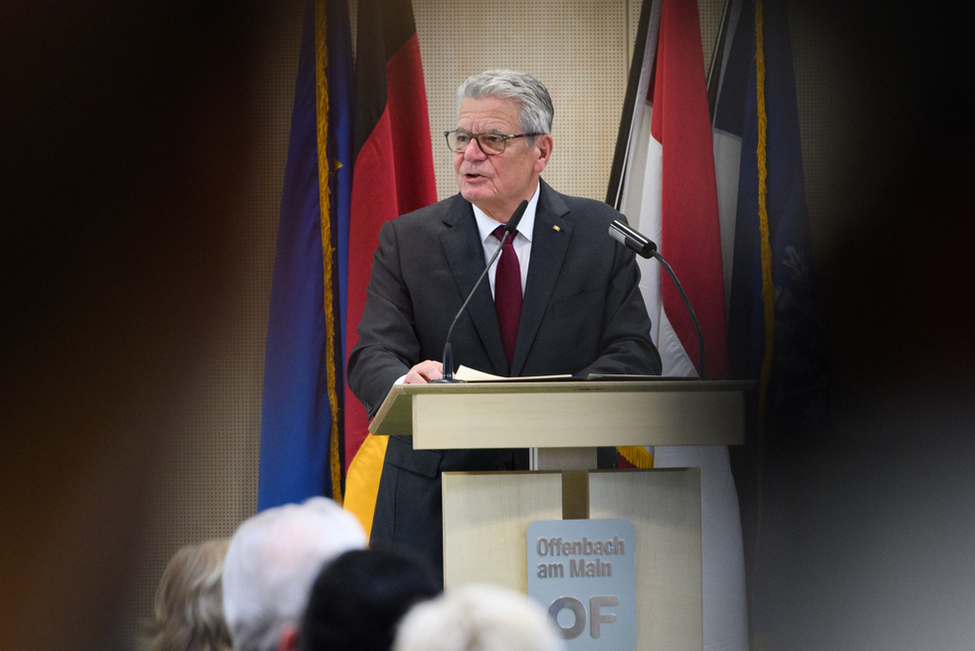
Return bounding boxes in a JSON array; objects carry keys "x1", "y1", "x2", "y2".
[
  {"x1": 298, "y1": 548, "x2": 440, "y2": 651},
  {"x1": 393, "y1": 583, "x2": 565, "y2": 651},
  {"x1": 146, "y1": 538, "x2": 232, "y2": 651},
  {"x1": 221, "y1": 497, "x2": 367, "y2": 651}
]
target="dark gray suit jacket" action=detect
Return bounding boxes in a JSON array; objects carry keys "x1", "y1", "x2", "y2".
[{"x1": 347, "y1": 180, "x2": 661, "y2": 581}]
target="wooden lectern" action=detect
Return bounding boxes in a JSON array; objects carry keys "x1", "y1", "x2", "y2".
[{"x1": 369, "y1": 380, "x2": 749, "y2": 651}]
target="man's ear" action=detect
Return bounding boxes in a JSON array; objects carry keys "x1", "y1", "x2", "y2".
[
  {"x1": 533, "y1": 134, "x2": 554, "y2": 173},
  {"x1": 277, "y1": 622, "x2": 300, "y2": 651}
]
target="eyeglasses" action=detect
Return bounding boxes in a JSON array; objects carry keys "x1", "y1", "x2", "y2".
[{"x1": 444, "y1": 130, "x2": 544, "y2": 155}]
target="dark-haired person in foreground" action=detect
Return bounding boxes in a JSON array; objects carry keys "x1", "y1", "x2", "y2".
[
  {"x1": 299, "y1": 549, "x2": 440, "y2": 651},
  {"x1": 348, "y1": 69, "x2": 661, "y2": 582}
]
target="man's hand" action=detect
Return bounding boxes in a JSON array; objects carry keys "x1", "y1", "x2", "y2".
[{"x1": 404, "y1": 360, "x2": 444, "y2": 384}]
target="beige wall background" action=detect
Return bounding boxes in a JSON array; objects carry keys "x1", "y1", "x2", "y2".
[{"x1": 114, "y1": 0, "x2": 838, "y2": 644}]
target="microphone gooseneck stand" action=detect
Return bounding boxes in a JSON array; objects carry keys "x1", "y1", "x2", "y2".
[
  {"x1": 431, "y1": 199, "x2": 530, "y2": 383},
  {"x1": 608, "y1": 219, "x2": 707, "y2": 379}
]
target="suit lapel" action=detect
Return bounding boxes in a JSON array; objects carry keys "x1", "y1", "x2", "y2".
[
  {"x1": 439, "y1": 197, "x2": 508, "y2": 374},
  {"x1": 511, "y1": 182, "x2": 571, "y2": 375}
]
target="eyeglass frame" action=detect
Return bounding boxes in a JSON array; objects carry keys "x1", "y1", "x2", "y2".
[{"x1": 444, "y1": 129, "x2": 545, "y2": 156}]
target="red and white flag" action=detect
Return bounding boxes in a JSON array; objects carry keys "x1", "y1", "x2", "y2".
[
  {"x1": 614, "y1": 0, "x2": 728, "y2": 376},
  {"x1": 608, "y1": 0, "x2": 746, "y2": 648}
]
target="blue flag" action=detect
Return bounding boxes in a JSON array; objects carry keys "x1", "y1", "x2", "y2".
[
  {"x1": 713, "y1": 0, "x2": 828, "y2": 444},
  {"x1": 710, "y1": 0, "x2": 830, "y2": 637},
  {"x1": 258, "y1": 0, "x2": 353, "y2": 511}
]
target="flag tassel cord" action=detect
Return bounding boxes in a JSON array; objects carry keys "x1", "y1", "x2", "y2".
[
  {"x1": 751, "y1": 0, "x2": 773, "y2": 598},
  {"x1": 755, "y1": 0, "x2": 775, "y2": 423},
  {"x1": 315, "y1": 0, "x2": 344, "y2": 504}
]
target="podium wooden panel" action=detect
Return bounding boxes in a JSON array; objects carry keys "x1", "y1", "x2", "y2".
[
  {"x1": 441, "y1": 471, "x2": 563, "y2": 588},
  {"x1": 589, "y1": 470, "x2": 702, "y2": 651}
]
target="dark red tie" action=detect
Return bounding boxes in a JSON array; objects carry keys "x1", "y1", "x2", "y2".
[{"x1": 492, "y1": 225, "x2": 522, "y2": 367}]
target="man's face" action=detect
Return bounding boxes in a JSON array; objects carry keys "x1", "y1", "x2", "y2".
[{"x1": 453, "y1": 96, "x2": 551, "y2": 223}]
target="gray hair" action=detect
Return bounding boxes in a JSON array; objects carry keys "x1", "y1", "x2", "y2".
[
  {"x1": 457, "y1": 70, "x2": 554, "y2": 141},
  {"x1": 393, "y1": 583, "x2": 565, "y2": 651},
  {"x1": 221, "y1": 497, "x2": 368, "y2": 651}
]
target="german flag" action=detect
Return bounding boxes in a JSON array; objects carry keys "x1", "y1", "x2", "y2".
[{"x1": 343, "y1": 0, "x2": 437, "y2": 533}]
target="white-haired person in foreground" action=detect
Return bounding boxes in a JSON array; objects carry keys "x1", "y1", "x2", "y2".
[
  {"x1": 393, "y1": 583, "x2": 565, "y2": 651},
  {"x1": 222, "y1": 497, "x2": 367, "y2": 651}
]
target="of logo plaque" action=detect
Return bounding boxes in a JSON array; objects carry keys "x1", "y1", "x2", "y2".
[{"x1": 527, "y1": 519, "x2": 637, "y2": 651}]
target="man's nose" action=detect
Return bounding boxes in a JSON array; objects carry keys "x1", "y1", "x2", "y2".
[{"x1": 463, "y1": 137, "x2": 488, "y2": 160}]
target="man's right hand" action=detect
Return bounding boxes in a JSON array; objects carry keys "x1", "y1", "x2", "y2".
[{"x1": 404, "y1": 360, "x2": 444, "y2": 384}]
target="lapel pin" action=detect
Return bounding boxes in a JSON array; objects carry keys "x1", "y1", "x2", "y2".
[{"x1": 552, "y1": 225, "x2": 561, "y2": 232}]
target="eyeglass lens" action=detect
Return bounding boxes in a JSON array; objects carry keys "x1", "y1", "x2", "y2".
[{"x1": 448, "y1": 132, "x2": 508, "y2": 155}]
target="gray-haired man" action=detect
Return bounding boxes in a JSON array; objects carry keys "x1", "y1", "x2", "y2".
[{"x1": 348, "y1": 70, "x2": 661, "y2": 583}]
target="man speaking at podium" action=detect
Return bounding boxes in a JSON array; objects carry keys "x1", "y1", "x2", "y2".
[{"x1": 348, "y1": 70, "x2": 661, "y2": 582}]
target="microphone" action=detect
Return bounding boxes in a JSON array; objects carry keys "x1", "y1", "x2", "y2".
[
  {"x1": 503, "y1": 200, "x2": 526, "y2": 236},
  {"x1": 608, "y1": 219, "x2": 707, "y2": 379},
  {"x1": 431, "y1": 199, "x2": 529, "y2": 383},
  {"x1": 608, "y1": 219, "x2": 656, "y2": 258}
]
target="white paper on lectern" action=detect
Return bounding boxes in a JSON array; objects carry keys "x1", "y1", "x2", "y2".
[{"x1": 455, "y1": 364, "x2": 571, "y2": 382}]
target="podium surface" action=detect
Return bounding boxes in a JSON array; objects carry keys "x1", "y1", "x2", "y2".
[{"x1": 369, "y1": 379, "x2": 749, "y2": 449}]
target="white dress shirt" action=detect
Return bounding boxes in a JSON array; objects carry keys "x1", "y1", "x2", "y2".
[
  {"x1": 396, "y1": 184, "x2": 541, "y2": 382},
  {"x1": 471, "y1": 183, "x2": 540, "y2": 297}
]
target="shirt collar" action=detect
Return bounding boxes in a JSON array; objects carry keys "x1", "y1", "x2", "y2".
[{"x1": 472, "y1": 183, "x2": 540, "y2": 244}]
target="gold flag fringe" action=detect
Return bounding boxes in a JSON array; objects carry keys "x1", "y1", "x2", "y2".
[
  {"x1": 315, "y1": 0, "x2": 343, "y2": 504},
  {"x1": 617, "y1": 445, "x2": 655, "y2": 469}
]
